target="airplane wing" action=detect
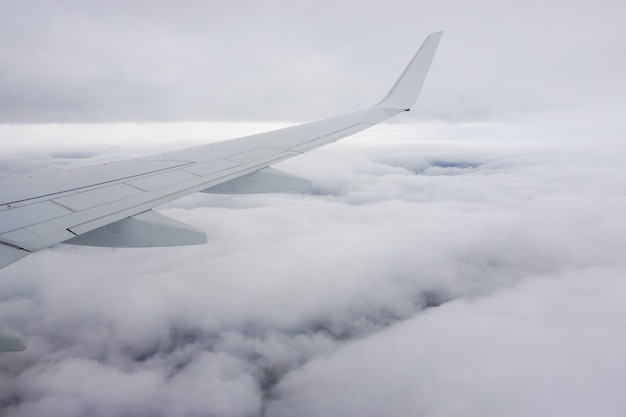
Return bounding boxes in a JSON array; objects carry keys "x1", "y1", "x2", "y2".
[{"x1": 0, "y1": 32, "x2": 442, "y2": 272}]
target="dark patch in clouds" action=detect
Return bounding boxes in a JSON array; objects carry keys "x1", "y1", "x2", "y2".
[{"x1": 428, "y1": 160, "x2": 481, "y2": 169}]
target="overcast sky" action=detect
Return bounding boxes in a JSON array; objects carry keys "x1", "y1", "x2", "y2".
[
  {"x1": 1, "y1": 0, "x2": 624, "y2": 123},
  {"x1": 1, "y1": 1, "x2": 626, "y2": 416}
]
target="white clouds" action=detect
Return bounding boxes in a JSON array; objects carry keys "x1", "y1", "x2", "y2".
[
  {"x1": 7, "y1": 353, "x2": 262, "y2": 417},
  {"x1": 267, "y1": 267, "x2": 626, "y2": 417},
  {"x1": 1, "y1": 119, "x2": 626, "y2": 415}
]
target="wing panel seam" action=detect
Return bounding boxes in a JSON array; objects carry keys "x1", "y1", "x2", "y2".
[{"x1": 2, "y1": 161, "x2": 196, "y2": 206}]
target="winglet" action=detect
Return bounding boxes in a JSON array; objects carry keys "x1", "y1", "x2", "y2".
[{"x1": 375, "y1": 31, "x2": 443, "y2": 111}]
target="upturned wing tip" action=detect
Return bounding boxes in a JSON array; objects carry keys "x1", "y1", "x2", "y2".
[{"x1": 376, "y1": 31, "x2": 443, "y2": 110}]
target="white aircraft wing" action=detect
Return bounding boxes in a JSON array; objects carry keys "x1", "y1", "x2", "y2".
[{"x1": 0, "y1": 32, "x2": 442, "y2": 272}]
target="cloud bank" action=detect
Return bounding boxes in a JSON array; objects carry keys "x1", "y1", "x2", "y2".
[{"x1": 1, "y1": 119, "x2": 625, "y2": 416}]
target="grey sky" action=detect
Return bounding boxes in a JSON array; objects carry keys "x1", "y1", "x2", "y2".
[
  {"x1": 1, "y1": 0, "x2": 624, "y2": 123},
  {"x1": 1, "y1": 1, "x2": 626, "y2": 416}
]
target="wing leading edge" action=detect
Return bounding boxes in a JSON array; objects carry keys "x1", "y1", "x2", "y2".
[{"x1": 0, "y1": 32, "x2": 443, "y2": 272}]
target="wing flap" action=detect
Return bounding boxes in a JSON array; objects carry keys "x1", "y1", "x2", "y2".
[
  {"x1": 0, "y1": 201, "x2": 71, "y2": 234},
  {"x1": 124, "y1": 170, "x2": 199, "y2": 192},
  {"x1": 53, "y1": 183, "x2": 144, "y2": 211}
]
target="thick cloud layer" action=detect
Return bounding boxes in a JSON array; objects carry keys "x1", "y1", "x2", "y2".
[
  {"x1": 268, "y1": 267, "x2": 626, "y2": 417},
  {"x1": 1, "y1": 118, "x2": 625, "y2": 416}
]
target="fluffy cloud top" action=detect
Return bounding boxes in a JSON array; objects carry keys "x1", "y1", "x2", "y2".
[{"x1": 1, "y1": 118, "x2": 625, "y2": 416}]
